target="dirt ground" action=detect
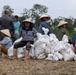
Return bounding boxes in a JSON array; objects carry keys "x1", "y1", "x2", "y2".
[{"x1": 0, "y1": 58, "x2": 76, "y2": 75}]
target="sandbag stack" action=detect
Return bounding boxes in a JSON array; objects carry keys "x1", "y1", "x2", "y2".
[{"x1": 8, "y1": 27, "x2": 76, "y2": 61}]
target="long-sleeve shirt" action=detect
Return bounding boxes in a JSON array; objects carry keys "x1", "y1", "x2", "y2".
[
  {"x1": 55, "y1": 27, "x2": 71, "y2": 41},
  {"x1": 0, "y1": 15, "x2": 14, "y2": 34},
  {"x1": 38, "y1": 21, "x2": 51, "y2": 35}
]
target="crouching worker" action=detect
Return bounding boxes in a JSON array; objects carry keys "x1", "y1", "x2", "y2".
[
  {"x1": 13, "y1": 19, "x2": 37, "y2": 60},
  {"x1": 0, "y1": 29, "x2": 12, "y2": 57}
]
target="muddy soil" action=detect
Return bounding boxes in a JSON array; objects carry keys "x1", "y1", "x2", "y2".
[{"x1": 0, "y1": 58, "x2": 76, "y2": 75}]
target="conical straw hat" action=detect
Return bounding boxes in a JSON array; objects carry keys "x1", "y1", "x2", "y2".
[
  {"x1": 22, "y1": 19, "x2": 33, "y2": 24},
  {"x1": 39, "y1": 14, "x2": 50, "y2": 20},
  {"x1": 1, "y1": 29, "x2": 11, "y2": 37},
  {"x1": 57, "y1": 20, "x2": 68, "y2": 27}
]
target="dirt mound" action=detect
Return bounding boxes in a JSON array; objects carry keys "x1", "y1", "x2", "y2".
[{"x1": 0, "y1": 58, "x2": 76, "y2": 75}]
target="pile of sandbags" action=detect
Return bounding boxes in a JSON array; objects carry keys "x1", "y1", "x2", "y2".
[
  {"x1": 29, "y1": 27, "x2": 75, "y2": 61},
  {"x1": 8, "y1": 27, "x2": 76, "y2": 61}
]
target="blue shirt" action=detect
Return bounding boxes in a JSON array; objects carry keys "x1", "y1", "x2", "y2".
[
  {"x1": 1, "y1": 37, "x2": 12, "y2": 49},
  {"x1": 38, "y1": 21, "x2": 51, "y2": 35},
  {"x1": 14, "y1": 21, "x2": 20, "y2": 34}
]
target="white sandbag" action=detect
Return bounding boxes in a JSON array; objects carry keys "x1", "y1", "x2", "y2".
[
  {"x1": 54, "y1": 52, "x2": 63, "y2": 60},
  {"x1": 74, "y1": 54, "x2": 76, "y2": 60},
  {"x1": 45, "y1": 44, "x2": 51, "y2": 54},
  {"x1": 53, "y1": 41, "x2": 66, "y2": 52},
  {"x1": 65, "y1": 43, "x2": 74, "y2": 50},
  {"x1": 34, "y1": 39, "x2": 46, "y2": 57},
  {"x1": 60, "y1": 48, "x2": 75, "y2": 61},
  {"x1": 36, "y1": 33, "x2": 43, "y2": 40},
  {"x1": 70, "y1": 44, "x2": 74, "y2": 51},
  {"x1": 42, "y1": 27, "x2": 51, "y2": 43},
  {"x1": 37, "y1": 53, "x2": 46, "y2": 59},
  {"x1": 49, "y1": 33, "x2": 59, "y2": 43},
  {"x1": 34, "y1": 38, "x2": 45, "y2": 48},
  {"x1": 45, "y1": 54, "x2": 54, "y2": 60},
  {"x1": 43, "y1": 36, "x2": 50, "y2": 44},
  {"x1": 45, "y1": 45, "x2": 55, "y2": 54},
  {"x1": 53, "y1": 54, "x2": 59, "y2": 61},
  {"x1": 45, "y1": 53, "x2": 59, "y2": 61},
  {"x1": 17, "y1": 47, "x2": 25, "y2": 58},
  {"x1": 8, "y1": 37, "x2": 23, "y2": 58},
  {"x1": 8, "y1": 45, "x2": 14, "y2": 57},
  {"x1": 50, "y1": 49, "x2": 55, "y2": 54},
  {"x1": 62, "y1": 35, "x2": 68, "y2": 43},
  {"x1": 35, "y1": 45, "x2": 45, "y2": 57},
  {"x1": 29, "y1": 45, "x2": 35, "y2": 58},
  {"x1": 42, "y1": 27, "x2": 49, "y2": 35}
]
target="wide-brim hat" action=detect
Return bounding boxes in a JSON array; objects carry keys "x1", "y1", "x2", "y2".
[
  {"x1": 39, "y1": 14, "x2": 50, "y2": 20},
  {"x1": 74, "y1": 28, "x2": 76, "y2": 31},
  {"x1": 0, "y1": 29, "x2": 11, "y2": 37},
  {"x1": 57, "y1": 20, "x2": 68, "y2": 27},
  {"x1": 22, "y1": 19, "x2": 33, "y2": 24}
]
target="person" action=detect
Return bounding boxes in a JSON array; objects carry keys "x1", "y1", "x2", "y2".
[
  {"x1": 72, "y1": 28, "x2": 76, "y2": 53},
  {"x1": 13, "y1": 15, "x2": 20, "y2": 41},
  {"x1": 55, "y1": 20, "x2": 71, "y2": 43},
  {"x1": 38, "y1": 14, "x2": 51, "y2": 35},
  {"x1": 0, "y1": 29, "x2": 12, "y2": 57},
  {"x1": 0, "y1": 9, "x2": 14, "y2": 41},
  {"x1": 13, "y1": 19, "x2": 37, "y2": 60}
]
